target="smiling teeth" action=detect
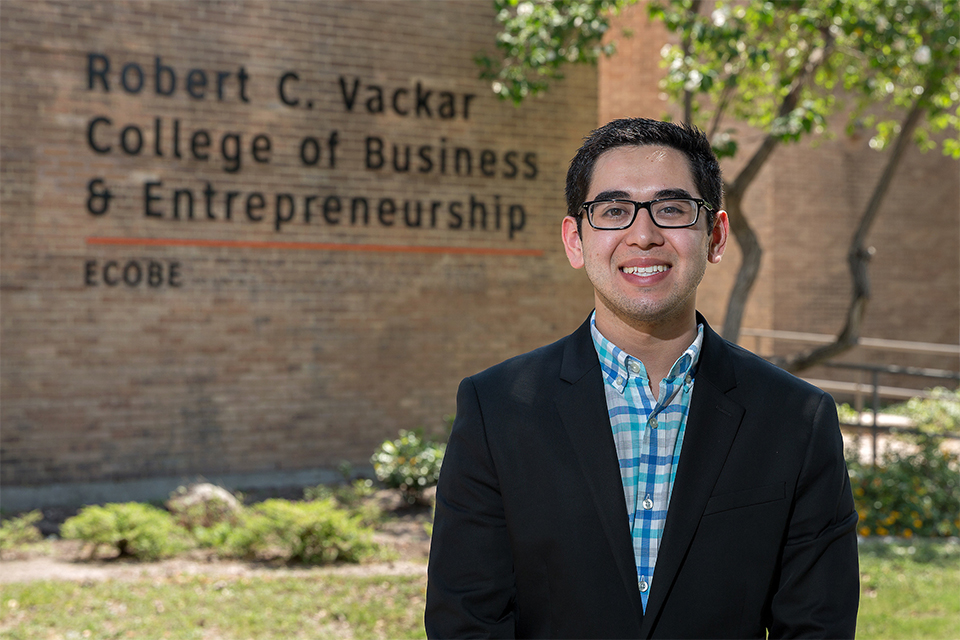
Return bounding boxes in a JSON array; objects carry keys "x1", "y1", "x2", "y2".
[{"x1": 623, "y1": 265, "x2": 668, "y2": 275}]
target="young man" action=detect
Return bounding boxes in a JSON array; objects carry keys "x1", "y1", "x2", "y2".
[{"x1": 425, "y1": 118, "x2": 859, "y2": 639}]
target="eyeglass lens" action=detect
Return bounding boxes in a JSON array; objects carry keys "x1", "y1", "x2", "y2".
[{"x1": 589, "y1": 199, "x2": 698, "y2": 229}]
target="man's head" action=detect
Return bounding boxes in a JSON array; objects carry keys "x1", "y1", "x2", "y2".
[
  {"x1": 561, "y1": 118, "x2": 728, "y2": 339},
  {"x1": 565, "y1": 118, "x2": 722, "y2": 231}
]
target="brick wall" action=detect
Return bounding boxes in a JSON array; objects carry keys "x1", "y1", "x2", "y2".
[
  {"x1": 3, "y1": 1, "x2": 957, "y2": 506},
  {"x1": 0, "y1": 0, "x2": 598, "y2": 496}
]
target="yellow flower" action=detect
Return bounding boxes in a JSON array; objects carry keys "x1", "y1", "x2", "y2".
[
  {"x1": 914, "y1": 519, "x2": 923, "y2": 528},
  {"x1": 854, "y1": 487, "x2": 865, "y2": 496},
  {"x1": 858, "y1": 526, "x2": 870, "y2": 537},
  {"x1": 876, "y1": 526, "x2": 888, "y2": 536},
  {"x1": 903, "y1": 529, "x2": 913, "y2": 538}
]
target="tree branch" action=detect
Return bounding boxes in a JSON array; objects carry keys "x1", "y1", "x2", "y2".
[
  {"x1": 779, "y1": 94, "x2": 927, "y2": 372},
  {"x1": 728, "y1": 30, "x2": 835, "y2": 198}
]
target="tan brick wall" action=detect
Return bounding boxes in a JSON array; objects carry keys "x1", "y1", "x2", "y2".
[
  {"x1": 3, "y1": 1, "x2": 957, "y2": 501},
  {"x1": 1, "y1": 0, "x2": 598, "y2": 491}
]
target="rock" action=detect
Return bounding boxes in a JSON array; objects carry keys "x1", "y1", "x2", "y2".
[{"x1": 166, "y1": 483, "x2": 242, "y2": 528}]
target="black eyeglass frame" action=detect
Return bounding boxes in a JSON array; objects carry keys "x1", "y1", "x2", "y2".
[{"x1": 578, "y1": 197, "x2": 713, "y2": 230}]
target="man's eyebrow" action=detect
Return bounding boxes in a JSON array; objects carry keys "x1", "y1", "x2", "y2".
[
  {"x1": 592, "y1": 189, "x2": 631, "y2": 201},
  {"x1": 655, "y1": 188, "x2": 695, "y2": 200},
  {"x1": 591, "y1": 188, "x2": 696, "y2": 201}
]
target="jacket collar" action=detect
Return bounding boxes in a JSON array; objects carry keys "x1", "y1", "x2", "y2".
[{"x1": 557, "y1": 312, "x2": 745, "y2": 636}]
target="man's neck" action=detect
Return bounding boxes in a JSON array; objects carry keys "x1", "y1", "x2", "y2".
[{"x1": 594, "y1": 307, "x2": 698, "y2": 400}]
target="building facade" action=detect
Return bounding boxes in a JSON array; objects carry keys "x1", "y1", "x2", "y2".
[{"x1": 2, "y1": 1, "x2": 957, "y2": 510}]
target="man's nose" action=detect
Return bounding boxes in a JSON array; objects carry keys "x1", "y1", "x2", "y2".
[{"x1": 623, "y1": 208, "x2": 664, "y2": 248}]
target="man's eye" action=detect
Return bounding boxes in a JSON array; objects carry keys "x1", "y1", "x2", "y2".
[{"x1": 599, "y1": 205, "x2": 628, "y2": 217}]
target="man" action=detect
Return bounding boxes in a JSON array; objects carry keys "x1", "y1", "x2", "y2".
[{"x1": 425, "y1": 118, "x2": 859, "y2": 639}]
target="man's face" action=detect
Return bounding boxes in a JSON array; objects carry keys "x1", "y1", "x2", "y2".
[{"x1": 561, "y1": 145, "x2": 727, "y2": 337}]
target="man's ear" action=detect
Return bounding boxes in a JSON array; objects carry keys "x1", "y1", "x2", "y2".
[
  {"x1": 562, "y1": 216, "x2": 585, "y2": 269},
  {"x1": 708, "y1": 210, "x2": 729, "y2": 264}
]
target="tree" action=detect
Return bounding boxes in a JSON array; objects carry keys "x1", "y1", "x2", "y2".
[{"x1": 479, "y1": 0, "x2": 959, "y2": 371}]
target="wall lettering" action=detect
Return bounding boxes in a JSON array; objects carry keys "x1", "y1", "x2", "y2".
[{"x1": 83, "y1": 51, "x2": 542, "y2": 289}]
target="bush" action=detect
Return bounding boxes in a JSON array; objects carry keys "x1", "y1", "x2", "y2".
[
  {"x1": 223, "y1": 498, "x2": 378, "y2": 564},
  {"x1": 60, "y1": 503, "x2": 193, "y2": 560},
  {"x1": 304, "y1": 478, "x2": 381, "y2": 525},
  {"x1": 847, "y1": 388, "x2": 960, "y2": 538},
  {"x1": 0, "y1": 510, "x2": 43, "y2": 550},
  {"x1": 372, "y1": 429, "x2": 445, "y2": 504}
]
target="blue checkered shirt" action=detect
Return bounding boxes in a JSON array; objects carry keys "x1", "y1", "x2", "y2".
[{"x1": 590, "y1": 313, "x2": 703, "y2": 611}]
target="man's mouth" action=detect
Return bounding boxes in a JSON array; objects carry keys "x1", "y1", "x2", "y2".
[{"x1": 621, "y1": 265, "x2": 668, "y2": 276}]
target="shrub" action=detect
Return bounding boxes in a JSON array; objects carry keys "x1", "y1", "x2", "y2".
[
  {"x1": 372, "y1": 429, "x2": 445, "y2": 504},
  {"x1": 223, "y1": 498, "x2": 378, "y2": 564},
  {"x1": 847, "y1": 388, "x2": 960, "y2": 538},
  {"x1": 304, "y1": 478, "x2": 381, "y2": 525},
  {"x1": 60, "y1": 503, "x2": 192, "y2": 560},
  {"x1": 0, "y1": 510, "x2": 43, "y2": 550}
]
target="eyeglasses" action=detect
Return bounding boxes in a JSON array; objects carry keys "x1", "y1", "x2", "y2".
[{"x1": 579, "y1": 198, "x2": 711, "y2": 230}]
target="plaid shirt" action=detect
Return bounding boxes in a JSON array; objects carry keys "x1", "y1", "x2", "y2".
[{"x1": 590, "y1": 313, "x2": 703, "y2": 611}]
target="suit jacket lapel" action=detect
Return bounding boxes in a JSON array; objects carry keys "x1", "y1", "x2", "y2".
[
  {"x1": 555, "y1": 317, "x2": 645, "y2": 626},
  {"x1": 639, "y1": 318, "x2": 745, "y2": 635}
]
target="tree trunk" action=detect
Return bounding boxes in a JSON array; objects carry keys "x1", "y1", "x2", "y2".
[
  {"x1": 780, "y1": 98, "x2": 927, "y2": 373},
  {"x1": 719, "y1": 30, "x2": 834, "y2": 343},
  {"x1": 720, "y1": 191, "x2": 762, "y2": 341}
]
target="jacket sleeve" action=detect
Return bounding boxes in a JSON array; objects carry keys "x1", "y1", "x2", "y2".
[
  {"x1": 425, "y1": 377, "x2": 518, "y2": 639},
  {"x1": 769, "y1": 392, "x2": 860, "y2": 639}
]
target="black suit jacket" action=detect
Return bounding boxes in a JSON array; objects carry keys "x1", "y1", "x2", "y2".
[{"x1": 426, "y1": 315, "x2": 859, "y2": 639}]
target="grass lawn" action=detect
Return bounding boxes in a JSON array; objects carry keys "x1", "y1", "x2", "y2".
[
  {"x1": 2, "y1": 538, "x2": 957, "y2": 639},
  {"x1": 856, "y1": 538, "x2": 959, "y2": 640},
  {"x1": 1, "y1": 572, "x2": 428, "y2": 640}
]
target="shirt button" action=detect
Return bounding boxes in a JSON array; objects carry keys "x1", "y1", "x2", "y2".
[
  {"x1": 648, "y1": 416, "x2": 658, "y2": 429},
  {"x1": 615, "y1": 376, "x2": 624, "y2": 385},
  {"x1": 642, "y1": 498, "x2": 654, "y2": 510},
  {"x1": 628, "y1": 361, "x2": 641, "y2": 374},
  {"x1": 638, "y1": 580, "x2": 649, "y2": 593}
]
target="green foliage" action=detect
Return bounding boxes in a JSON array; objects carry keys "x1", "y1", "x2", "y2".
[
  {"x1": 830, "y1": 0, "x2": 960, "y2": 156},
  {"x1": 223, "y1": 498, "x2": 378, "y2": 564},
  {"x1": 60, "y1": 503, "x2": 192, "y2": 560},
  {"x1": 481, "y1": 1, "x2": 959, "y2": 158},
  {"x1": 887, "y1": 386, "x2": 960, "y2": 444},
  {"x1": 650, "y1": 0, "x2": 959, "y2": 157},
  {"x1": 1, "y1": 573, "x2": 429, "y2": 640},
  {"x1": 477, "y1": 0, "x2": 632, "y2": 103},
  {"x1": 372, "y1": 429, "x2": 445, "y2": 504},
  {"x1": 835, "y1": 402, "x2": 861, "y2": 424},
  {"x1": 857, "y1": 538, "x2": 960, "y2": 639},
  {"x1": 0, "y1": 510, "x2": 43, "y2": 550},
  {"x1": 846, "y1": 389, "x2": 960, "y2": 538},
  {"x1": 304, "y1": 478, "x2": 382, "y2": 525}
]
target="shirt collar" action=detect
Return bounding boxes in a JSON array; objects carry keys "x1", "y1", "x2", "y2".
[{"x1": 590, "y1": 311, "x2": 704, "y2": 394}]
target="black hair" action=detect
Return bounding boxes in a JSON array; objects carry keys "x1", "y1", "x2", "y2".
[{"x1": 565, "y1": 118, "x2": 722, "y2": 229}]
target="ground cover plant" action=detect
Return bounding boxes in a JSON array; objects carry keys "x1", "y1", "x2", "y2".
[
  {"x1": 0, "y1": 512, "x2": 43, "y2": 552},
  {"x1": 60, "y1": 502, "x2": 193, "y2": 561},
  {"x1": 856, "y1": 538, "x2": 960, "y2": 640},
  {"x1": 0, "y1": 573, "x2": 429, "y2": 640},
  {"x1": 844, "y1": 387, "x2": 960, "y2": 538},
  {"x1": 2, "y1": 539, "x2": 957, "y2": 639},
  {"x1": 372, "y1": 429, "x2": 445, "y2": 505}
]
